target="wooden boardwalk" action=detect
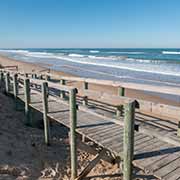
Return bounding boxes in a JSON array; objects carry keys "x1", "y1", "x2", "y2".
[
  {"x1": 17, "y1": 87, "x2": 180, "y2": 180},
  {"x1": 1, "y1": 70, "x2": 180, "y2": 179}
]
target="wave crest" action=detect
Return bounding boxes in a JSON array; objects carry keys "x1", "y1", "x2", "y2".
[
  {"x1": 68, "y1": 54, "x2": 85, "y2": 57},
  {"x1": 162, "y1": 51, "x2": 180, "y2": 55},
  {"x1": 89, "y1": 50, "x2": 100, "y2": 53}
]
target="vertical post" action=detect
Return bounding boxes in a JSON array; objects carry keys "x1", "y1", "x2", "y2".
[
  {"x1": 117, "y1": 87, "x2": 125, "y2": 117},
  {"x1": 60, "y1": 79, "x2": 66, "y2": 99},
  {"x1": 34, "y1": 74, "x2": 38, "y2": 88},
  {"x1": 70, "y1": 88, "x2": 78, "y2": 179},
  {"x1": 5, "y1": 72, "x2": 10, "y2": 94},
  {"x1": 39, "y1": 74, "x2": 43, "y2": 80},
  {"x1": 123, "y1": 101, "x2": 135, "y2": 180},
  {"x1": 0, "y1": 71, "x2": 4, "y2": 82},
  {"x1": 118, "y1": 87, "x2": 125, "y2": 97},
  {"x1": 13, "y1": 74, "x2": 18, "y2": 109},
  {"x1": 83, "y1": 82, "x2": 88, "y2": 90},
  {"x1": 45, "y1": 75, "x2": 50, "y2": 81},
  {"x1": 177, "y1": 121, "x2": 180, "y2": 137},
  {"x1": 34, "y1": 74, "x2": 37, "y2": 79},
  {"x1": 24, "y1": 78, "x2": 31, "y2": 126},
  {"x1": 13, "y1": 74, "x2": 18, "y2": 97},
  {"x1": 42, "y1": 82, "x2": 50, "y2": 145},
  {"x1": 82, "y1": 96, "x2": 88, "y2": 106}
]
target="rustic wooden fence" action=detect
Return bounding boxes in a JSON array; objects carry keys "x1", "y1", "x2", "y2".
[
  {"x1": 0, "y1": 69, "x2": 139, "y2": 180},
  {"x1": 1, "y1": 69, "x2": 180, "y2": 180}
]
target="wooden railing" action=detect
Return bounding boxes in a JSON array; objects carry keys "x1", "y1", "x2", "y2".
[
  {"x1": 45, "y1": 73, "x2": 180, "y2": 121},
  {"x1": 0, "y1": 69, "x2": 138, "y2": 180},
  {"x1": 2, "y1": 69, "x2": 180, "y2": 120},
  {"x1": 45, "y1": 72, "x2": 180, "y2": 96}
]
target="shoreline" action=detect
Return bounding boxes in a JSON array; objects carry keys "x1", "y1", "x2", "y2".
[{"x1": 0, "y1": 54, "x2": 180, "y2": 107}]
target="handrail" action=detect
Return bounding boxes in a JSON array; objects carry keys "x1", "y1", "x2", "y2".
[
  {"x1": 45, "y1": 72, "x2": 180, "y2": 96},
  {"x1": 16, "y1": 74, "x2": 76, "y2": 92},
  {"x1": 2, "y1": 68, "x2": 180, "y2": 97},
  {"x1": 78, "y1": 89, "x2": 139, "y2": 107}
]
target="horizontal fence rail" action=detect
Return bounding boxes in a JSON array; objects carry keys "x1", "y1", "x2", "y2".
[
  {"x1": 1, "y1": 68, "x2": 180, "y2": 180},
  {"x1": 0, "y1": 69, "x2": 139, "y2": 180}
]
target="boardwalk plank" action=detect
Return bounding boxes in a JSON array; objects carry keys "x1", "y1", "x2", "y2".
[
  {"x1": 163, "y1": 167, "x2": 180, "y2": 180},
  {"x1": 13, "y1": 87, "x2": 180, "y2": 180},
  {"x1": 153, "y1": 157, "x2": 180, "y2": 179},
  {"x1": 148, "y1": 151, "x2": 180, "y2": 173}
]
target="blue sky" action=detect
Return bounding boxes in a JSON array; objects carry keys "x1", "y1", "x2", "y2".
[{"x1": 0, "y1": 0, "x2": 180, "y2": 48}]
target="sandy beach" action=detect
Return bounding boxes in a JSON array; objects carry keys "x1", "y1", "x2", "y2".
[
  {"x1": 0, "y1": 56, "x2": 159, "y2": 180},
  {"x1": 1, "y1": 1, "x2": 180, "y2": 179},
  {"x1": 0, "y1": 55, "x2": 179, "y2": 107}
]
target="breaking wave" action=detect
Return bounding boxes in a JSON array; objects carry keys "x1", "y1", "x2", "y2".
[
  {"x1": 89, "y1": 50, "x2": 100, "y2": 53},
  {"x1": 162, "y1": 51, "x2": 180, "y2": 55}
]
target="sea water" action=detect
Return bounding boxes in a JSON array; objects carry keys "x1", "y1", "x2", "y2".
[{"x1": 1, "y1": 48, "x2": 180, "y2": 89}]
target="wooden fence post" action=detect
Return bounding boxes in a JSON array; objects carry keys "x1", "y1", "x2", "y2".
[
  {"x1": 13, "y1": 74, "x2": 18, "y2": 97},
  {"x1": 82, "y1": 96, "x2": 88, "y2": 106},
  {"x1": 60, "y1": 79, "x2": 66, "y2": 99},
  {"x1": 123, "y1": 101, "x2": 135, "y2": 180},
  {"x1": 0, "y1": 71, "x2": 4, "y2": 82},
  {"x1": 25, "y1": 73, "x2": 28, "y2": 78},
  {"x1": 13, "y1": 73, "x2": 18, "y2": 108},
  {"x1": 117, "y1": 87, "x2": 125, "y2": 117},
  {"x1": 24, "y1": 78, "x2": 31, "y2": 126},
  {"x1": 5, "y1": 72, "x2": 10, "y2": 94},
  {"x1": 70, "y1": 88, "x2": 78, "y2": 179},
  {"x1": 31, "y1": 74, "x2": 34, "y2": 79},
  {"x1": 42, "y1": 82, "x2": 50, "y2": 145},
  {"x1": 39, "y1": 74, "x2": 43, "y2": 80},
  {"x1": 34, "y1": 74, "x2": 37, "y2": 79},
  {"x1": 45, "y1": 75, "x2": 50, "y2": 81},
  {"x1": 83, "y1": 82, "x2": 88, "y2": 90},
  {"x1": 177, "y1": 121, "x2": 180, "y2": 137}
]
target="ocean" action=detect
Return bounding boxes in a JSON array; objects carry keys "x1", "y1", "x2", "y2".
[{"x1": 1, "y1": 48, "x2": 180, "y2": 88}]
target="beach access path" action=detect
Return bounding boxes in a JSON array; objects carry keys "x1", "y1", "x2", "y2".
[{"x1": 3, "y1": 72, "x2": 180, "y2": 180}]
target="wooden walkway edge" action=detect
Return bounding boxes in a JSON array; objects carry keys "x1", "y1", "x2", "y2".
[{"x1": 1, "y1": 69, "x2": 180, "y2": 180}]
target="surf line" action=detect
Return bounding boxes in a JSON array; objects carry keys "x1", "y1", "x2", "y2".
[{"x1": 59, "y1": 65, "x2": 180, "y2": 88}]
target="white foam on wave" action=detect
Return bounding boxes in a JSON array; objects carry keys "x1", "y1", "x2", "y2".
[
  {"x1": 162, "y1": 51, "x2": 180, "y2": 55},
  {"x1": 68, "y1": 54, "x2": 85, "y2": 57},
  {"x1": 126, "y1": 58, "x2": 153, "y2": 63},
  {"x1": 89, "y1": 50, "x2": 100, "y2": 53},
  {"x1": 88, "y1": 55, "x2": 125, "y2": 60},
  {"x1": 54, "y1": 55, "x2": 180, "y2": 77},
  {"x1": 88, "y1": 55, "x2": 111, "y2": 60},
  {"x1": 0, "y1": 49, "x2": 29, "y2": 53},
  {"x1": 105, "y1": 51, "x2": 145, "y2": 54},
  {"x1": 28, "y1": 52, "x2": 50, "y2": 55},
  {"x1": 2, "y1": 49, "x2": 180, "y2": 77}
]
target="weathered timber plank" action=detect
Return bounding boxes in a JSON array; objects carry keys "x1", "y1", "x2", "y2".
[
  {"x1": 12, "y1": 78, "x2": 180, "y2": 180},
  {"x1": 136, "y1": 113, "x2": 177, "y2": 131},
  {"x1": 134, "y1": 137, "x2": 159, "y2": 153},
  {"x1": 146, "y1": 148, "x2": 180, "y2": 174},
  {"x1": 163, "y1": 167, "x2": 180, "y2": 180},
  {"x1": 105, "y1": 132, "x2": 146, "y2": 150},
  {"x1": 108, "y1": 133, "x2": 148, "y2": 155},
  {"x1": 88, "y1": 127, "x2": 124, "y2": 144},
  {"x1": 79, "y1": 124, "x2": 119, "y2": 137},
  {"x1": 153, "y1": 157, "x2": 180, "y2": 179},
  {"x1": 136, "y1": 143, "x2": 176, "y2": 173}
]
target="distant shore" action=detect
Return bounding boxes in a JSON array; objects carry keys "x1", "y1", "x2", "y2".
[{"x1": 0, "y1": 54, "x2": 179, "y2": 107}]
